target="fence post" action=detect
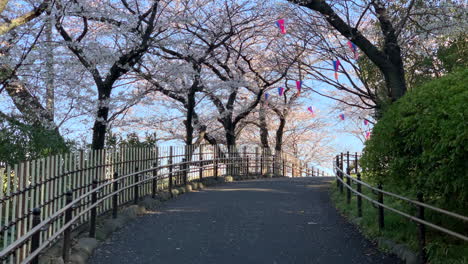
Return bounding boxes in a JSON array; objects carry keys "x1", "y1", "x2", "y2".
[
  {"x1": 357, "y1": 173, "x2": 362, "y2": 217},
  {"x1": 273, "y1": 151, "x2": 277, "y2": 176},
  {"x1": 268, "y1": 149, "x2": 272, "y2": 175},
  {"x1": 243, "y1": 146, "x2": 248, "y2": 177},
  {"x1": 346, "y1": 151, "x2": 350, "y2": 173},
  {"x1": 335, "y1": 156, "x2": 340, "y2": 188},
  {"x1": 346, "y1": 167, "x2": 351, "y2": 204},
  {"x1": 282, "y1": 157, "x2": 286, "y2": 177},
  {"x1": 62, "y1": 191, "x2": 73, "y2": 262},
  {"x1": 134, "y1": 166, "x2": 139, "y2": 204},
  {"x1": 378, "y1": 183, "x2": 384, "y2": 230},
  {"x1": 181, "y1": 158, "x2": 186, "y2": 186},
  {"x1": 339, "y1": 153, "x2": 344, "y2": 194},
  {"x1": 169, "y1": 146, "x2": 174, "y2": 197},
  {"x1": 152, "y1": 162, "x2": 158, "y2": 199},
  {"x1": 89, "y1": 180, "x2": 98, "y2": 238},
  {"x1": 213, "y1": 146, "x2": 218, "y2": 180},
  {"x1": 255, "y1": 147, "x2": 259, "y2": 175},
  {"x1": 112, "y1": 172, "x2": 119, "y2": 218},
  {"x1": 236, "y1": 146, "x2": 241, "y2": 177},
  {"x1": 184, "y1": 145, "x2": 189, "y2": 185},
  {"x1": 30, "y1": 208, "x2": 41, "y2": 264},
  {"x1": 260, "y1": 148, "x2": 265, "y2": 177},
  {"x1": 355, "y1": 152, "x2": 358, "y2": 174},
  {"x1": 199, "y1": 145, "x2": 203, "y2": 180},
  {"x1": 417, "y1": 193, "x2": 427, "y2": 264},
  {"x1": 227, "y1": 146, "x2": 232, "y2": 176},
  {"x1": 291, "y1": 160, "x2": 294, "y2": 178}
]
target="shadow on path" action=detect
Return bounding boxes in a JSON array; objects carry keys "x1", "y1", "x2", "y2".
[{"x1": 88, "y1": 177, "x2": 402, "y2": 264}]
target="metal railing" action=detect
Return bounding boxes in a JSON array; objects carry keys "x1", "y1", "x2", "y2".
[
  {"x1": 0, "y1": 144, "x2": 324, "y2": 263},
  {"x1": 333, "y1": 152, "x2": 468, "y2": 264}
]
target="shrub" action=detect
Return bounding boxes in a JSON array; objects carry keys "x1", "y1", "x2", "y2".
[
  {"x1": 0, "y1": 120, "x2": 70, "y2": 164},
  {"x1": 360, "y1": 69, "x2": 468, "y2": 213}
]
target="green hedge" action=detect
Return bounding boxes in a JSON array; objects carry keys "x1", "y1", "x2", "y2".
[{"x1": 361, "y1": 69, "x2": 468, "y2": 213}]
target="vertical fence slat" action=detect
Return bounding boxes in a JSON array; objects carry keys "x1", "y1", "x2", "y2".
[{"x1": 16, "y1": 162, "x2": 24, "y2": 264}]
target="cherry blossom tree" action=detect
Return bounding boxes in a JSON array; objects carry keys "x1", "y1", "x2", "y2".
[{"x1": 53, "y1": 0, "x2": 168, "y2": 149}]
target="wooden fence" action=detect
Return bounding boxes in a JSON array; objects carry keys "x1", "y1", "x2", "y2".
[{"x1": 0, "y1": 144, "x2": 324, "y2": 263}]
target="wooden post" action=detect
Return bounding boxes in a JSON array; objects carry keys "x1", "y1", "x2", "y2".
[
  {"x1": 227, "y1": 145, "x2": 232, "y2": 176},
  {"x1": 282, "y1": 157, "x2": 286, "y2": 177},
  {"x1": 346, "y1": 151, "x2": 350, "y2": 174},
  {"x1": 272, "y1": 151, "x2": 275, "y2": 176},
  {"x1": 112, "y1": 172, "x2": 119, "y2": 219},
  {"x1": 243, "y1": 146, "x2": 248, "y2": 177},
  {"x1": 30, "y1": 208, "x2": 41, "y2": 264},
  {"x1": 184, "y1": 145, "x2": 189, "y2": 185},
  {"x1": 378, "y1": 183, "x2": 384, "y2": 230},
  {"x1": 355, "y1": 152, "x2": 358, "y2": 174},
  {"x1": 213, "y1": 146, "x2": 218, "y2": 180},
  {"x1": 339, "y1": 153, "x2": 344, "y2": 194},
  {"x1": 260, "y1": 148, "x2": 265, "y2": 177},
  {"x1": 152, "y1": 161, "x2": 158, "y2": 199},
  {"x1": 255, "y1": 147, "x2": 259, "y2": 175},
  {"x1": 169, "y1": 146, "x2": 173, "y2": 197},
  {"x1": 291, "y1": 158, "x2": 295, "y2": 178},
  {"x1": 235, "y1": 145, "x2": 240, "y2": 177},
  {"x1": 62, "y1": 191, "x2": 73, "y2": 262},
  {"x1": 417, "y1": 193, "x2": 427, "y2": 264},
  {"x1": 336, "y1": 156, "x2": 340, "y2": 188},
  {"x1": 181, "y1": 158, "x2": 186, "y2": 186},
  {"x1": 357, "y1": 173, "x2": 362, "y2": 217},
  {"x1": 199, "y1": 145, "x2": 203, "y2": 180},
  {"x1": 89, "y1": 180, "x2": 98, "y2": 237},
  {"x1": 134, "y1": 166, "x2": 139, "y2": 204},
  {"x1": 346, "y1": 168, "x2": 351, "y2": 204},
  {"x1": 153, "y1": 147, "x2": 159, "y2": 197}
]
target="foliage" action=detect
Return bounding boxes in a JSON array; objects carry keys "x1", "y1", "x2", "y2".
[
  {"x1": 437, "y1": 35, "x2": 468, "y2": 74},
  {"x1": 106, "y1": 131, "x2": 158, "y2": 148},
  {"x1": 360, "y1": 69, "x2": 468, "y2": 213},
  {"x1": 0, "y1": 119, "x2": 70, "y2": 164}
]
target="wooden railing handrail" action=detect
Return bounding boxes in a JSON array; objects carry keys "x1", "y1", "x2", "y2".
[{"x1": 332, "y1": 152, "x2": 468, "y2": 263}]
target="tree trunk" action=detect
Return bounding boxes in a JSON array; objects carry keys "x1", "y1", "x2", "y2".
[
  {"x1": 225, "y1": 126, "x2": 236, "y2": 146},
  {"x1": 259, "y1": 101, "x2": 269, "y2": 149},
  {"x1": 91, "y1": 88, "x2": 111, "y2": 150},
  {"x1": 383, "y1": 58, "x2": 407, "y2": 102},
  {"x1": 184, "y1": 90, "x2": 196, "y2": 145},
  {"x1": 275, "y1": 116, "x2": 286, "y2": 152}
]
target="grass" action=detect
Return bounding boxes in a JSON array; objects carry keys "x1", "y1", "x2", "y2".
[{"x1": 330, "y1": 180, "x2": 468, "y2": 264}]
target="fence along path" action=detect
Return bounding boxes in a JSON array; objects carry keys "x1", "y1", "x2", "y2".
[
  {"x1": 333, "y1": 152, "x2": 468, "y2": 263},
  {"x1": 0, "y1": 144, "x2": 323, "y2": 263}
]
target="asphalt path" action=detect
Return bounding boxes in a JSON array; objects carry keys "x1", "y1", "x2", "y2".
[{"x1": 88, "y1": 177, "x2": 402, "y2": 264}]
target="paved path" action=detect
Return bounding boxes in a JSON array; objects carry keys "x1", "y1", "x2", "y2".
[{"x1": 88, "y1": 177, "x2": 402, "y2": 264}]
